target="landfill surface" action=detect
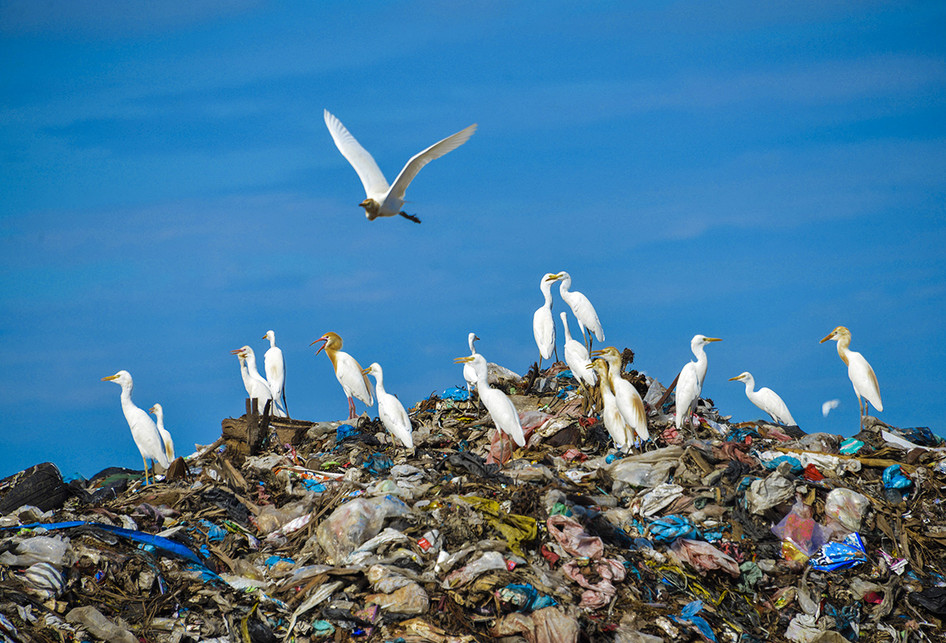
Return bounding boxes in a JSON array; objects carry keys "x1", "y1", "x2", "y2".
[{"x1": 2, "y1": 356, "x2": 945, "y2": 643}]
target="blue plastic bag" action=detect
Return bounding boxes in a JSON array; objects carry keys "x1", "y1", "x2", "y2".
[
  {"x1": 441, "y1": 386, "x2": 470, "y2": 401},
  {"x1": 882, "y1": 465, "x2": 912, "y2": 490},
  {"x1": 809, "y1": 532, "x2": 868, "y2": 571},
  {"x1": 649, "y1": 515, "x2": 701, "y2": 543},
  {"x1": 670, "y1": 600, "x2": 717, "y2": 642}
]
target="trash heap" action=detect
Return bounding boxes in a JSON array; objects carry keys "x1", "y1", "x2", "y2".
[{"x1": 2, "y1": 358, "x2": 946, "y2": 643}]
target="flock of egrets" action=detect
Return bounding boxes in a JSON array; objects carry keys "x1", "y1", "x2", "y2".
[{"x1": 101, "y1": 110, "x2": 884, "y2": 482}]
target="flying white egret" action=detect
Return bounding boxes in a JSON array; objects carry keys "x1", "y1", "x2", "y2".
[
  {"x1": 462, "y1": 333, "x2": 481, "y2": 398},
  {"x1": 263, "y1": 330, "x2": 288, "y2": 417},
  {"x1": 323, "y1": 109, "x2": 477, "y2": 223},
  {"x1": 362, "y1": 362, "x2": 413, "y2": 449},
  {"x1": 560, "y1": 312, "x2": 596, "y2": 389},
  {"x1": 101, "y1": 371, "x2": 170, "y2": 485},
  {"x1": 532, "y1": 273, "x2": 557, "y2": 370},
  {"x1": 591, "y1": 346, "x2": 649, "y2": 441},
  {"x1": 148, "y1": 403, "x2": 176, "y2": 463},
  {"x1": 591, "y1": 360, "x2": 632, "y2": 449},
  {"x1": 674, "y1": 335, "x2": 722, "y2": 430},
  {"x1": 728, "y1": 372, "x2": 796, "y2": 426},
  {"x1": 822, "y1": 399, "x2": 840, "y2": 418},
  {"x1": 546, "y1": 272, "x2": 604, "y2": 351},
  {"x1": 454, "y1": 353, "x2": 525, "y2": 448},
  {"x1": 820, "y1": 326, "x2": 882, "y2": 430},
  {"x1": 311, "y1": 331, "x2": 374, "y2": 419},
  {"x1": 231, "y1": 346, "x2": 276, "y2": 416}
]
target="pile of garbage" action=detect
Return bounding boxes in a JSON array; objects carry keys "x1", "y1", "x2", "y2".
[{"x1": 2, "y1": 358, "x2": 945, "y2": 643}]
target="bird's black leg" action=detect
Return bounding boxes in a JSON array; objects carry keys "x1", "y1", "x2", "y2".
[{"x1": 399, "y1": 211, "x2": 422, "y2": 223}]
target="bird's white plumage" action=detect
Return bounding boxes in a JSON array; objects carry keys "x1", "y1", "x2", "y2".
[
  {"x1": 729, "y1": 372, "x2": 796, "y2": 426},
  {"x1": 822, "y1": 399, "x2": 840, "y2": 417},
  {"x1": 456, "y1": 353, "x2": 525, "y2": 447},
  {"x1": 313, "y1": 332, "x2": 373, "y2": 418},
  {"x1": 148, "y1": 403, "x2": 175, "y2": 463},
  {"x1": 593, "y1": 347, "x2": 649, "y2": 441},
  {"x1": 592, "y1": 360, "x2": 632, "y2": 449},
  {"x1": 263, "y1": 330, "x2": 287, "y2": 416},
  {"x1": 102, "y1": 370, "x2": 169, "y2": 484},
  {"x1": 463, "y1": 333, "x2": 481, "y2": 396},
  {"x1": 232, "y1": 346, "x2": 275, "y2": 415},
  {"x1": 324, "y1": 109, "x2": 477, "y2": 220},
  {"x1": 674, "y1": 335, "x2": 721, "y2": 430},
  {"x1": 532, "y1": 274, "x2": 556, "y2": 362},
  {"x1": 560, "y1": 312, "x2": 596, "y2": 387},
  {"x1": 364, "y1": 363, "x2": 413, "y2": 449},
  {"x1": 821, "y1": 326, "x2": 882, "y2": 428},
  {"x1": 547, "y1": 272, "x2": 604, "y2": 344}
]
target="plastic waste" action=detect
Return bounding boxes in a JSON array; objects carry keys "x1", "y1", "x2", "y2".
[
  {"x1": 823, "y1": 488, "x2": 871, "y2": 533},
  {"x1": 771, "y1": 500, "x2": 826, "y2": 562},
  {"x1": 314, "y1": 495, "x2": 410, "y2": 564},
  {"x1": 648, "y1": 515, "x2": 701, "y2": 543},
  {"x1": 0, "y1": 535, "x2": 72, "y2": 567},
  {"x1": 65, "y1": 606, "x2": 138, "y2": 643},
  {"x1": 809, "y1": 532, "x2": 869, "y2": 571}
]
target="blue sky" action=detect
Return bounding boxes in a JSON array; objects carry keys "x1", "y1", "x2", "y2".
[{"x1": 1, "y1": 1, "x2": 944, "y2": 478}]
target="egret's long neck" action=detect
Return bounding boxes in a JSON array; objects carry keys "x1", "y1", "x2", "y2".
[
  {"x1": 468, "y1": 336, "x2": 476, "y2": 354},
  {"x1": 268, "y1": 336, "x2": 276, "y2": 349},
  {"x1": 540, "y1": 281, "x2": 554, "y2": 304},
  {"x1": 154, "y1": 409, "x2": 164, "y2": 428},
  {"x1": 325, "y1": 347, "x2": 339, "y2": 370},
  {"x1": 562, "y1": 323, "x2": 573, "y2": 342},
  {"x1": 836, "y1": 337, "x2": 851, "y2": 366},
  {"x1": 742, "y1": 378, "x2": 755, "y2": 395},
  {"x1": 693, "y1": 346, "x2": 709, "y2": 382},
  {"x1": 119, "y1": 382, "x2": 134, "y2": 409},
  {"x1": 245, "y1": 353, "x2": 259, "y2": 374},
  {"x1": 558, "y1": 275, "x2": 572, "y2": 295},
  {"x1": 604, "y1": 354, "x2": 621, "y2": 377}
]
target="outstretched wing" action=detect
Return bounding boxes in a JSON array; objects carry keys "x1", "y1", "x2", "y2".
[
  {"x1": 387, "y1": 123, "x2": 477, "y2": 201},
  {"x1": 324, "y1": 109, "x2": 389, "y2": 198}
]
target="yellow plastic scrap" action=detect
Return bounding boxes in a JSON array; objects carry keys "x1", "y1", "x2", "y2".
[{"x1": 457, "y1": 496, "x2": 537, "y2": 557}]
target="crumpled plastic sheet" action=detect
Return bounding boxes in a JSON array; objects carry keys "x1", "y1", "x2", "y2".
[
  {"x1": 314, "y1": 495, "x2": 410, "y2": 564},
  {"x1": 497, "y1": 583, "x2": 558, "y2": 612},
  {"x1": 772, "y1": 500, "x2": 826, "y2": 560},
  {"x1": 546, "y1": 515, "x2": 604, "y2": 559},
  {"x1": 823, "y1": 487, "x2": 871, "y2": 533},
  {"x1": 744, "y1": 471, "x2": 795, "y2": 514},
  {"x1": 670, "y1": 538, "x2": 740, "y2": 577},
  {"x1": 489, "y1": 606, "x2": 580, "y2": 643},
  {"x1": 562, "y1": 558, "x2": 626, "y2": 609},
  {"x1": 809, "y1": 532, "x2": 869, "y2": 571},
  {"x1": 648, "y1": 515, "x2": 701, "y2": 543},
  {"x1": 442, "y1": 550, "x2": 507, "y2": 589},
  {"x1": 669, "y1": 600, "x2": 716, "y2": 642},
  {"x1": 457, "y1": 496, "x2": 537, "y2": 557},
  {"x1": 882, "y1": 464, "x2": 912, "y2": 490}
]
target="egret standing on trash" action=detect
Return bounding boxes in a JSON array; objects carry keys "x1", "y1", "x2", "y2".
[
  {"x1": 592, "y1": 359, "x2": 633, "y2": 450},
  {"x1": 820, "y1": 326, "x2": 882, "y2": 430},
  {"x1": 102, "y1": 370, "x2": 170, "y2": 485},
  {"x1": 462, "y1": 333, "x2": 481, "y2": 399},
  {"x1": 532, "y1": 273, "x2": 557, "y2": 370},
  {"x1": 148, "y1": 403, "x2": 176, "y2": 463},
  {"x1": 454, "y1": 353, "x2": 525, "y2": 449},
  {"x1": 546, "y1": 272, "x2": 604, "y2": 351},
  {"x1": 362, "y1": 362, "x2": 413, "y2": 449},
  {"x1": 728, "y1": 372, "x2": 796, "y2": 426},
  {"x1": 263, "y1": 330, "x2": 288, "y2": 417},
  {"x1": 231, "y1": 346, "x2": 276, "y2": 415},
  {"x1": 323, "y1": 109, "x2": 477, "y2": 223},
  {"x1": 312, "y1": 331, "x2": 373, "y2": 419},
  {"x1": 674, "y1": 335, "x2": 722, "y2": 430},
  {"x1": 560, "y1": 312, "x2": 596, "y2": 390},
  {"x1": 591, "y1": 346, "x2": 649, "y2": 441}
]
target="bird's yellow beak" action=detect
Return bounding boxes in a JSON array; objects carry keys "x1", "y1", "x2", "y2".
[
  {"x1": 101, "y1": 374, "x2": 118, "y2": 381},
  {"x1": 230, "y1": 348, "x2": 244, "y2": 355},
  {"x1": 705, "y1": 337, "x2": 722, "y2": 343},
  {"x1": 590, "y1": 349, "x2": 604, "y2": 356},
  {"x1": 728, "y1": 375, "x2": 741, "y2": 382},
  {"x1": 148, "y1": 406, "x2": 157, "y2": 413},
  {"x1": 262, "y1": 334, "x2": 267, "y2": 340},
  {"x1": 361, "y1": 367, "x2": 372, "y2": 375},
  {"x1": 454, "y1": 356, "x2": 473, "y2": 364},
  {"x1": 545, "y1": 273, "x2": 561, "y2": 282},
  {"x1": 819, "y1": 333, "x2": 834, "y2": 343}
]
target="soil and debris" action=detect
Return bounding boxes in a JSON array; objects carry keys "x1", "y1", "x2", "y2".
[{"x1": 2, "y1": 356, "x2": 945, "y2": 643}]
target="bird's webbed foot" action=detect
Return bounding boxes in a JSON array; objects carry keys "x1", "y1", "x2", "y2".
[{"x1": 399, "y1": 211, "x2": 422, "y2": 224}]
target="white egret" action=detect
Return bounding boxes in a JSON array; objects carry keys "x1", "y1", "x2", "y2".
[
  {"x1": 263, "y1": 330, "x2": 288, "y2": 417},
  {"x1": 148, "y1": 403, "x2": 176, "y2": 462},
  {"x1": 728, "y1": 372, "x2": 796, "y2": 426},
  {"x1": 560, "y1": 312, "x2": 596, "y2": 389},
  {"x1": 462, "y1": 333, "x2": 481, "y2": 398},
  {"x1": 323, "y1": 109, "x2": 477, "y2": 223},
  {"x1": 591, "y1": 360, "x2": 632, "y2": 449},
  {"x1": 101, "y1": 371, "x2": 169, "y2": 485},
  {"x1": 362, "y1": 362, "x2": 413, "y2": 449},
  {"x1": 311, "y1": 331, "x2": 374, "y2": 419},
  {"x1": 454, "y1": 353, "x2": 525, "y2": 448},
  {"x1": 546, "y1": 272, "x2": 604, "y2": 351},
  {"x1": 231, "y1": 346, "x2": 275, "y2": 415},
  {"x1": 674, "y1": 335, "x2": 722, "y2": 430},
  {"x1": 591, "y1": 346, "x2": 649, "y2": 441},
  {"x1": 822, "y1": 399, "x2": 840, "y2": 418},
  {"x1": 532, "y1": 273, "x2": 556, "y2": 370},
  {"x1": 820, "y1": 326, "x2": 882, "y2": 429}
]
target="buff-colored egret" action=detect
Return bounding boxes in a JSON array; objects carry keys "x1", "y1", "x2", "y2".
[
  {"x1": 463, "y1": 333, "x2": 481, "y2": 398},
  {"x1": 820, "y1": 326, "x2": 882, "y2": 430},
  {"x1": 362, "y1": 362, "x2": 413, "y2": 449},
  {"x1": 560, "y1": 312, "x2": 596, "y2": 389},
  {"x1": 231, "y1": 346, "x2": 275, "y2": 415},
  {"x1": 101, "y1": 371, "x2": 169, "y2": 485},
  {"x1": 312, "y1": 331, "x2": 374, "y2": 419},
  {"x1": 591, "y1": 360, "x2": 632, "y2": 450},
  {"x1": 148, "y1": 403, "x2": 175, "y2": 462},
  {"x1": 728, "y1": 372, "x2": 796, "y2": 426},
  {"x1": 674, "y1": 335, "x2": 722, "y2": 430},
  {"x1": 323, "y1": 109, "x2": 476, "y2": 223},
  {"x1": 546, "y1": 271, "x2": 604, "y2": 351},
  {"x1": 591, "y1": 346, "x2": 649, "y2": 441},
  {"x1": 263, "y1": 330, "x2": 288, "y2": 417},
  {"x1": 532, "y1": 273, "x2": 557, "y2": 370},
  {"x1": 454, "y1": 353, "x2": 525, "y2": 448}
]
